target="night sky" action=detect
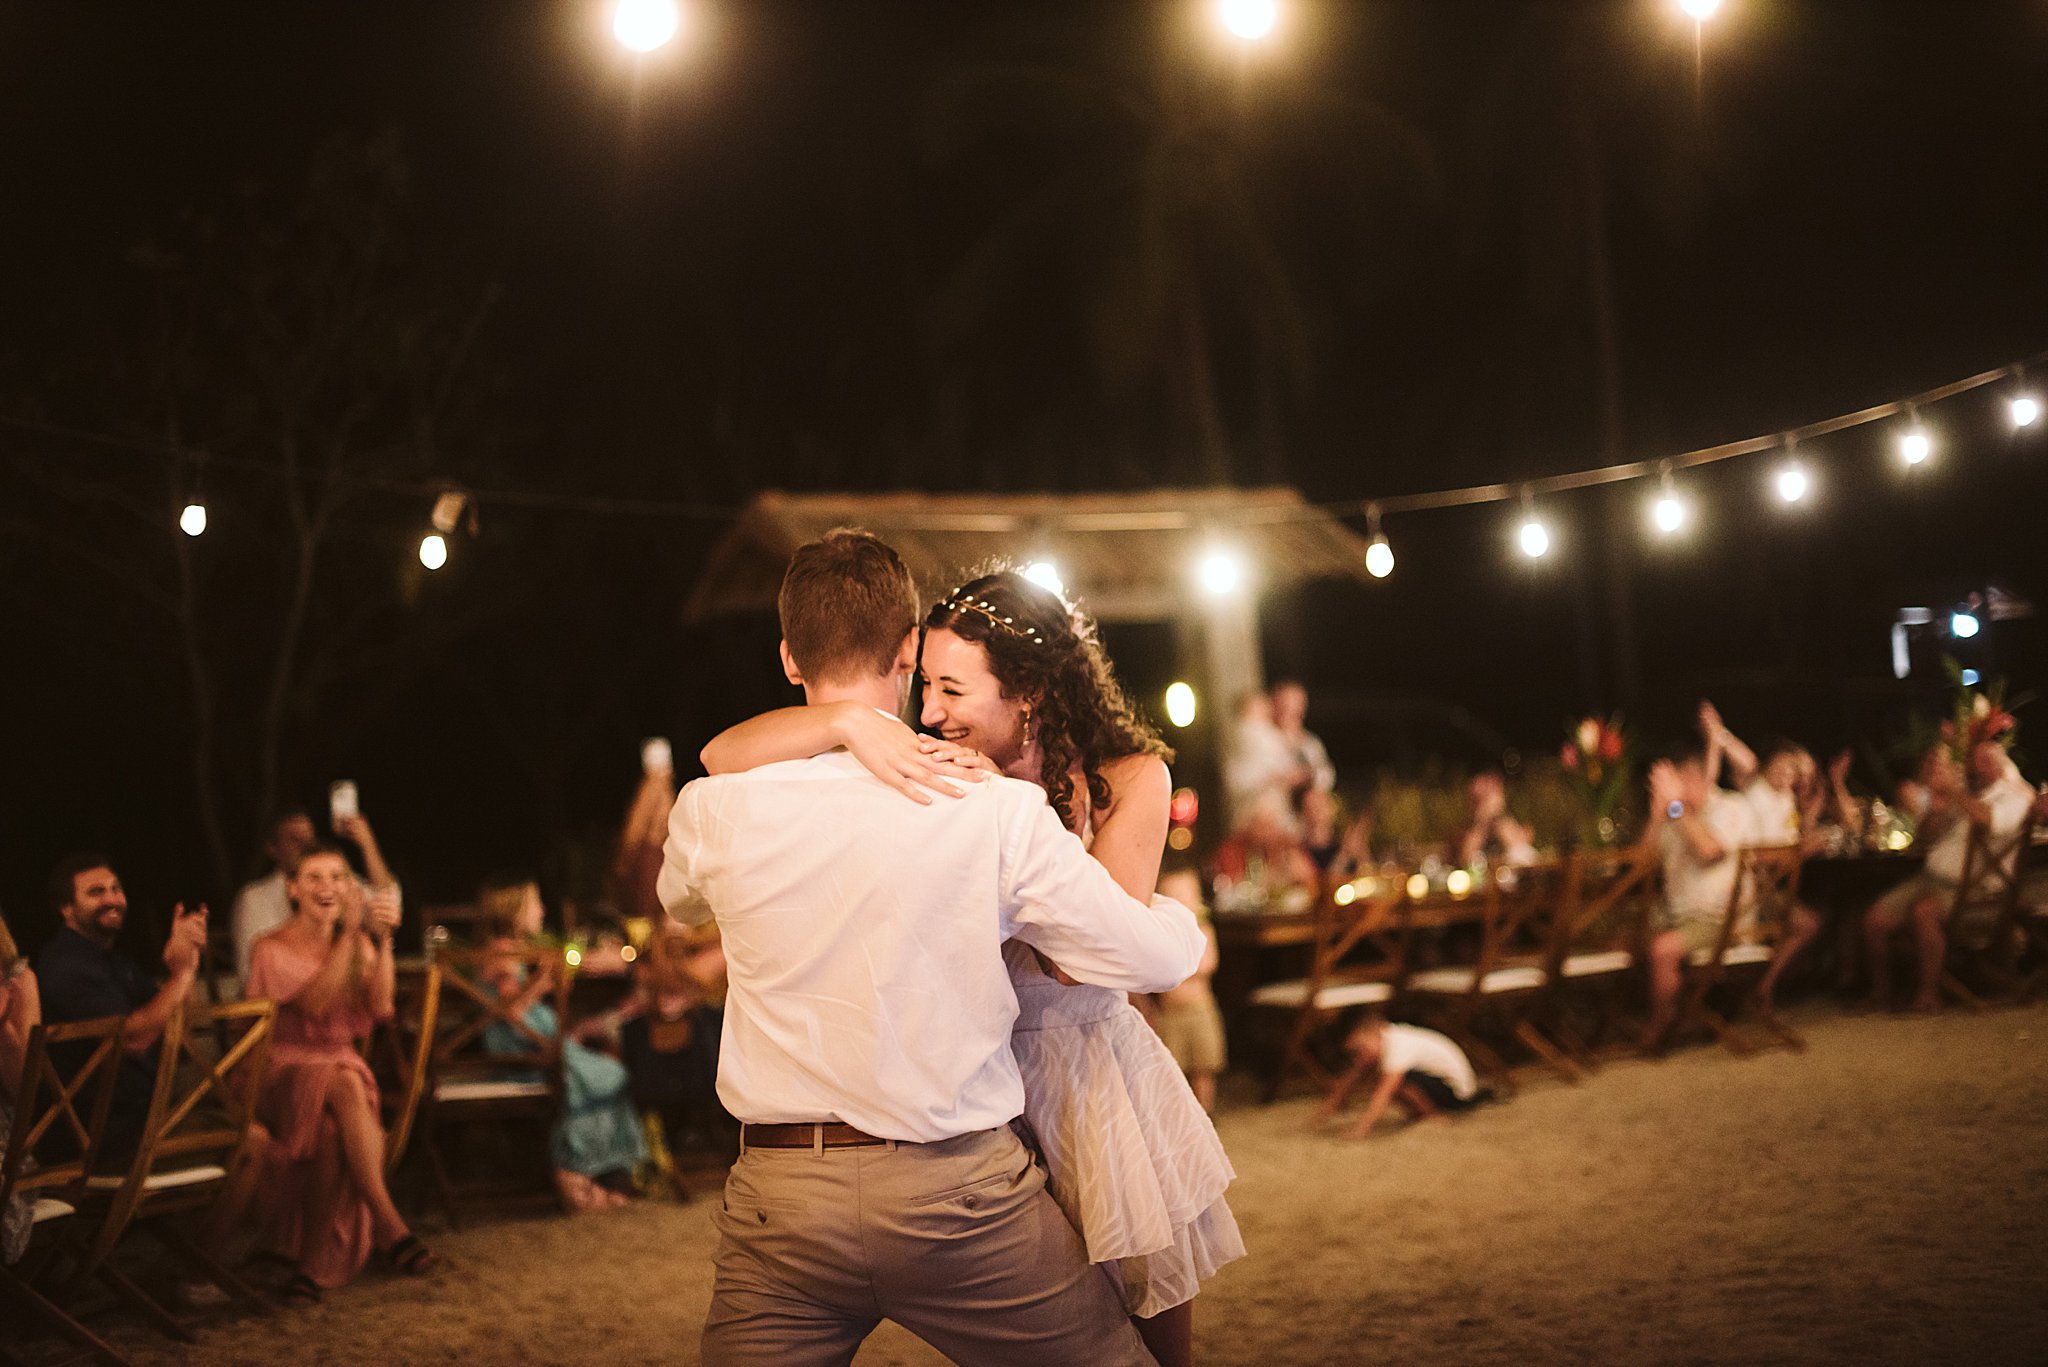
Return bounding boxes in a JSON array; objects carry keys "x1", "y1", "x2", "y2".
[{"x1": 3, "y1": 1, "x2": 2045, "y2": 945}]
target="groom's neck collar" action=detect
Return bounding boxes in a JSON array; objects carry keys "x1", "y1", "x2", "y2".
[{"x1": 805, "y1": 679, "x2": 902, "y2": 716}]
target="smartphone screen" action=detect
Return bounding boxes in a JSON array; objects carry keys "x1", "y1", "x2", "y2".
[
  {"x1": 642, "y1": 738, "x2": 672, "y2": 775},
  {"x1": 330, "y1": 780, "x2": 360, "y2": 823}
]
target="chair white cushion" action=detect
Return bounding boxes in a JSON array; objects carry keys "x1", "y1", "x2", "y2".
[
  {"x1": 1561, "y1": 950, "x2": 1634, "y2": 978},
  {"x1": 1245, "y1": 978, "x2": 1392, "y2": 1010},
  {"x1": 31, "y1": 1196, "x2": 76, "y2": 1225},
  {"x1": 1408, "y1": 965, "x2": 1547, "y2": 995},
  {"x1": 1689, "y1": 943, "x2": 1774, "y2": 968},
  {"x1": 435, "y1": 1078, "x2": 551, "y2": 1103},
  {"x1": 85, "y1": 1164, "x2": 228, "y2": 1193}
]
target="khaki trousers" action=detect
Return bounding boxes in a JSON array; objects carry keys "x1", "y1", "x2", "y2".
[{"x1": 701, "y1": 1126, "x2": 1152, "y2": 1366}]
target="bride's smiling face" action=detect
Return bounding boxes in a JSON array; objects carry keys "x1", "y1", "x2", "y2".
[{"x1": 919, "y1": 627, "x2": 1030, "y2": 768}]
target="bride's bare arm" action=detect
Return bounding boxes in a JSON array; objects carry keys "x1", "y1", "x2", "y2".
[
  {"x1": 701, "y1": 702, "x2": 982, "y2": 803},
  {"x1": 1083, "y1": 754, "x2": 1173, "y2": 901}
]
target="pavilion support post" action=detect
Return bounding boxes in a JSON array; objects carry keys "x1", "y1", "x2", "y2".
[{"x1": 1198, "y1": 590, "x2": 1265, "y2": 832}]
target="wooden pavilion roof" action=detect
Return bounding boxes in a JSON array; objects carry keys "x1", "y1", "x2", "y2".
[{"x1": 685, "y1": 486, "x2": 1377, "y2": 623}]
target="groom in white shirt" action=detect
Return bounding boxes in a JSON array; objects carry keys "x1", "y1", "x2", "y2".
[{"x1": 660, "y1": 528, "x2": 1204, "y2": 1366}]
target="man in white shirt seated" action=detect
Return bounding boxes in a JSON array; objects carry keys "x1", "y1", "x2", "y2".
[
  {"x1": 230, "y1": 808, "x2": 399, "y2": 984},
  {"x1": 1697, "y1": 704, "x2": 1826, "y2": 1009},
  {"x1": 659, "y1": 529, "x2": 1204, "y2": 1366},
  {"x1": 1641, "y1": 746, "x2": 1762, "y2": 1048},
  {"x1": 1863, "y1": 741, "x2": 2037, "y2": 1013}
]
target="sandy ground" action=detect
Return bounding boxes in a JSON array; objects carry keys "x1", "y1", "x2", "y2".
[{"x1": 101, "y1": 1002, "x2": 2048, "y2": 1367}]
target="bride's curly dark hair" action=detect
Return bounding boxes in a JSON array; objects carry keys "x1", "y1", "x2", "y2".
[{"x1": 924, "y1": 569, "x2": 1172, "y2": 833}]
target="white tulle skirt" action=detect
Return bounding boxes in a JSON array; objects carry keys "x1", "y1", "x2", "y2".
[{"x1": 1008, "y1": 945, "x2": 1245, "y2": 1318}]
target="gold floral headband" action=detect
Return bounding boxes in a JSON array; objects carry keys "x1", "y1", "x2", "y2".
[{"x1": 936, "y1": 593, "x2": 1047, "y2": 645}]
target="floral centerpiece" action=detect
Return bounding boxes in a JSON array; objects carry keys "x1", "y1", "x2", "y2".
[
  {"x1": 1560, "y1": 714, "x2": 1631, "y2": 847},
  {"x1": 1940, "y1": 659, "x2": 2020, "y2": 763}
]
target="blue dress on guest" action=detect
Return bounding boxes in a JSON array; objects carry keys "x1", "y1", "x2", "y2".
[{"x1": 485, "y1": 998, "x2": 647, "y2": 1180}]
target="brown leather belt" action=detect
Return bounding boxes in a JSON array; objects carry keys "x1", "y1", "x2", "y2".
[{"x1": 741, "y1": 1122, "x2": 890, "y2": 1149}]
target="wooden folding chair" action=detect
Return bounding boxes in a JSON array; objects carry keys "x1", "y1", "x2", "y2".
[
  {"x1": 0, "y1": 1016, "x2": 129, "y2": 1367},
  {"x1": 1543, "y1": 846, "x2": 1660, "y2": 1066},
  {"x1": 1668, "y1": 845, "x2": 1806, "y2": 1055},
  {"x1": 1406, "y1": 862, "x2": 1581, "y2": 1087},
  {"x1": 363, "y1": 962, "x2": 441, "y2": 1177},
  {"x1": 416, "y1": 946, "x2": 569, "y2": 1228},
  {"x1": 1246, "y1": 878, "x2": 1407, "y2": 1102},
  {"x1": 69, "y1": 998, "x2": 275, "y2": 1342},
  {"x1": 1939, "y1": 816, "x2": 2039, "y2": 1009}
]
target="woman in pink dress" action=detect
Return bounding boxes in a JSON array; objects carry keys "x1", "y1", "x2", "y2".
[{"x1": 246, "y1": 844, "x2": 434, "y2": 1302}]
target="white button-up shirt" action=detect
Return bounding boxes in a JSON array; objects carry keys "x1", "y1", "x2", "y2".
[{"x1": 659, "y1": 750, "x2": 1204, "y2": 1142}]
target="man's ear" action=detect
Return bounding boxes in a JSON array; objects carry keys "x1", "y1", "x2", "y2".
[
  {"x1": 779, "y1": 641, "x2": 804, "y2": 688},
  {"x1": 892, "y1": 631, "x2": 919, "y2": 676}
]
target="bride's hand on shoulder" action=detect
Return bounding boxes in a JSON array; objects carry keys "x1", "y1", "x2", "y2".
[{"x1": 833, "y1": 708, "x2": 984, "y2": 804}]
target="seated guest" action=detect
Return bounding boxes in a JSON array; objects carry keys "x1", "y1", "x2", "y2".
[
  {"x1": 1452, "y1": 771, "x2": 1537, "y2": 870},
  {"x1": 475, "y1": 878, "x2": 648, "y2": 1212},
  {"x1": 233, "y1": 808, "x2": 398, "y2": 984},
  {"x1": 1862, "y1": 741, "x2": 2036, "y2": 1013},
  {"x1": 1321, "y1": 802, "x2": 1378, "y2": 882},
  {"x1": 620, "y1": 919, "x2": 733, "y2": 1168},
  {"x1": 35, "y1": 855, "x2": 271, "y2": 1272},
  {"x1": 1150, "y1": 868, "x2": 1226, "y2": 1114},
  {"x1": 1697, "y1": 705, "x2": 1826, "y2": 1009},
  {"x1": 1211, "y1": 793, "x2": 1321, "y2": 905},
  {"x1": 2, "y1": 908, "x2": 41, "y2": 1265},
  {"x1": 1640, "y1": 750, "x2": 1761, "y2": 1048},
  {"x1": 247, "y1": 845, "x2": 432, "y2": 1301},
  {"x1": 1314, "y1": 1011, "x2": 1491, "y2": 1139}
]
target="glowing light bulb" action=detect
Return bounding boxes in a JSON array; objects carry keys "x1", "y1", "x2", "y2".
[
  {"x1": 1198, "y1": 549, "x2": 1243, "y2": 595},
  {"x1": 1960, "y1": 668, "x2": 1981, "y2": 686},
  {"x1": 1951, "y1": 611, "x2": 1980, "y2": 640},
  {"x1": 1218, "y1": 0, "x2": 1278, "y2": 41},
  {"x1": 179, "y1": 502, "x2": 207, "y2": 537},
  {"x1": 419, "y1": 533, "x2": 448, "y2": 570},
  {"x1": 1164, "y1": 682, "x2": 1198, "y2": 729},
  {"x1": 1022, "y1": 561, "x2": 1065, "y2": 597},
  {"x1": 2012, "y1": 396, "x2": 2041, "y2": 428},
  {"x1": 613, "y1": 0, "x2": 679, "y2": 53},
  {"x1": 1445, "y1": 869, "x2": 1473, "y2": 897},
  {"x1": 1899, "y1": 429, "x2": 1931, "y2": 466},
  {"x1": 1652, "y1": 494, "x2": 1686, "y2": 535},
  {"x1": 1679, "y1": 0, "x2": 1722, "y2": 19},
  {"x1": 1364, "y1": 536, "x2": 1394, "y2": 579},
  {"x1": 1333, "y1": 882, "x2": 1357, "y2": 907},
  {"x1": 1775, "y1": 465, "x2": 1809, "y2": 504},
  {"x1": 1518, "y1": 518, "x2": 1550, "y2": 559},
  {"x1": 1405, "y1": 873, "x2": 1430, "y2": 899}
]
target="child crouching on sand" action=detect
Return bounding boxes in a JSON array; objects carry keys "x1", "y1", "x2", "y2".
[{"x1": 1314, "y1": 1013, "x2": 1494, "y2": 1139}]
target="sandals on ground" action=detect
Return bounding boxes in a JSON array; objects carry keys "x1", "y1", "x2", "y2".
[
  {"x1": 378, "y1": 1233, "x2": 438, "y2": 1276},
  {"x1": 282, "y1": 1273, "x2": 323, "y2": 1307}
]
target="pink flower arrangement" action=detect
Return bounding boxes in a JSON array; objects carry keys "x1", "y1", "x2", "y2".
[{"x1": 1561, "y1": 715, "x2": 1632, "y2": 845}]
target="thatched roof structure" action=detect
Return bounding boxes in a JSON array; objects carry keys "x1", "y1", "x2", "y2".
[{"x1": 686, "y1": 486, "x2": 1377, "y2": 623}]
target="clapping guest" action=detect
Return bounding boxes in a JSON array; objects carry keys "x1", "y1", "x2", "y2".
[
  {"x1": 1452, "y1": 772, "x2": 1537, "y2": 869},
  {"x1": 35, "y1": 855, "x2": 272, "y2": 1281},
  {"x1": 232, "y1": 809, "x2": 399, "y2": 984},
  {"x1": 247, "y1": 846, "x2": 432, "y2": 1301},
  {"x1": 621, "y1": 920, "x2": 733, "y2": 1166},
  {"x1": 476, "y1": 878, "x2": 648, "y2": 1213},
  {"x1": 1697, "y1": 705, "x2": 1826, "y2": 1009},
  {"x1": 1640, "y1": 751, "x2": 1760, "y2": 1048},
  {"x1": 1861, "y1": 742, "x2": 2036, "y2": 1013}
]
